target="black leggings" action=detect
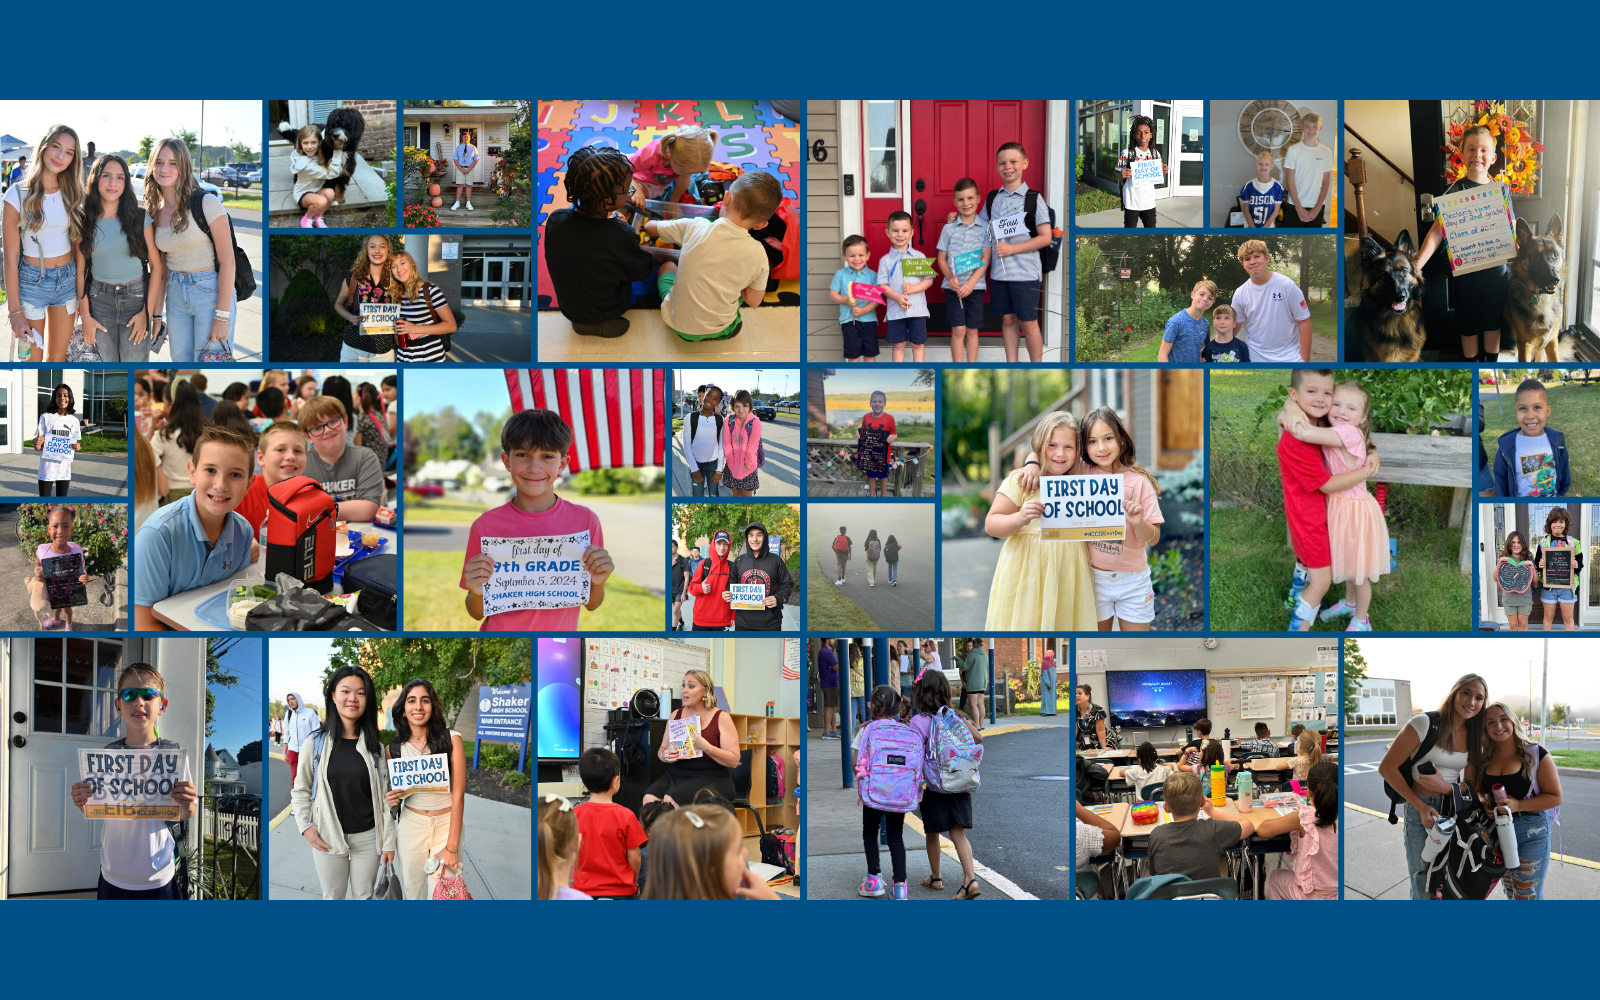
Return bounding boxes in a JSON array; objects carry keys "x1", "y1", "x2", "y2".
[
  {"x1": 1123, "y1": 208, "x2": 1158, "y2": 228},
  {"x1": 862, "y1": 806, "x2": 906, "y2": 882},
  {"x1": 38, "y1": 479, "x2": 68, "y2": 496}
]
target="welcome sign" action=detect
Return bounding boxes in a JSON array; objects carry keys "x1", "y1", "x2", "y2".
[
  {"x1": 77, "y1": 748, "x2": 191, "y2": 820},
  {"x1": 480, "y1": 530, "x2": 591, "y2": 615},
  {"x1": 1038, "y1": 474, "x2": 1125, "y2": 541},
  {"x1": 388, "y1": 752, "x2": 451, "y2": 796}
]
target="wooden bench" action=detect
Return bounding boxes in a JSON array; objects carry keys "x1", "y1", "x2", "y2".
[
  {"x1": 1370, "y1": 431, "x2": 1474, "y2": 576},
  {"x1": 806, "y1": 438, "x2": 930, "y2": 497}
]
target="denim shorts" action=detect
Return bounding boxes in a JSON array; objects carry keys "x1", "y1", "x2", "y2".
[
  {"x1": 885, "y1": 317, "x2": 927, "y2": 345},
  {"x1": 17, "y1": 259, "x2": 79, "y2": 320},
  {"x1": 1540, "y1": 587, "x2": 1576, "y2": 604},
  {"x1": 947, "y1": 291, "x2": 985, "y2": 330},
  {"x1": 988, "y1": 279, "x2": 1039, "y2": 323}
]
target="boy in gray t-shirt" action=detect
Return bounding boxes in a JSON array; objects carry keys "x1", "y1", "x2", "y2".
[
  {"x1": 1146, "y1": 772, "x2": 1254, "y2": 883},
  {"x1": 300, "y1": 398, "x2": 385, "y2": 520}
]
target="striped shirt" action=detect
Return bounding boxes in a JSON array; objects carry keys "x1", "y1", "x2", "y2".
[
  {"x1": 875, "y1": 247, "x2": 930, "y2": 320},
  {"x1": 394, "y1": 283, "x2": 451, "y2": 362},
  {"x1": 935, "y1": 215, "x2": 994, "y2": 290},
  {"x1": 977, "y1": 183, "x2": 1048, "y2": 283}
]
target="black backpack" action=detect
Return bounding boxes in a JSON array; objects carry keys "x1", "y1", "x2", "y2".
[
  {"x1": 1420, "y1": 783, "x2": 1506, "y2": 899},
  {"x1": 983, "y1": 187, "x2": 1059, "y2": 274},
  {"x1": 346, "y1": 554, "x2": 397, "y2": 631},
  {"x1": 190, "y1": 191, "x2": 257, "y2": 301},
  {"x1": 690, "y1": 411, "x2": 724, "y2": 444},
  {"x1": 1384, "y1": 711, "x2": 1440, "y2": 824}
]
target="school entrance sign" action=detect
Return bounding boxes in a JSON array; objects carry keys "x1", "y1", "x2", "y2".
[{"x1": 473, "y1": 682, "x2": 533, "y2": 770}]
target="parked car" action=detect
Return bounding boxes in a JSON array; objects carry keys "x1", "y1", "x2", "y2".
[
  {"x1": 131, "y1": 163, "x2": 225, "y2": 199},
  {"x1": 228, "y1": 162, "x2": 262, "y2": 183},
  {"x1": 406, "y1": 482, "x2": 445, "y2": 499},
  {"x1": 753, "y1": 402, "x2": 777, "y2": 421},
  {"x1": 201, "y1": 166, "x2": 252, "y2": 188}
]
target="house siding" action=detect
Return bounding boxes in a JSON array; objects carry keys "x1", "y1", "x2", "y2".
[
  {"x1": 807, "y1": 101, "x2": 842, "y2": 360},
  {"x1": 1134, "y1": 372, "x2": 1155, "y2": 465}
]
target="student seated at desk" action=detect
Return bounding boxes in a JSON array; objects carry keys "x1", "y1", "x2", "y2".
[
  {"x1": 1176, "y1": 719, "x2": 1215, "y2": 773},
  {"x1": 1237, "y1": 722, "x2": 1277, "y2": 757},
  {"x1": 1251, "y1": 760, "x2": 1338, "y2": 900},
  {"x1": 1250, "y1": 730, "x2": 1325, "y2": 781},
  {"x1": 1123, "y1": 742, "x2": 1174, "y2": 798},
  {"x1": 1148, "y1": 773, "x2": 1255, "y2": 883}
]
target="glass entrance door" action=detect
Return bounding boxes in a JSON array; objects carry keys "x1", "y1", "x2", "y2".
[{"x1": 462, "y1": 256, "x2": 531, "y2": 304}]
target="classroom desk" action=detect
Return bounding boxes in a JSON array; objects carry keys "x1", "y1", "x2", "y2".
[
  {"x1": 152, "y1": 520, "x2": 396, "y2": 631},
  {"x1": 1082, "y1": 746, "x2": 1180, "y2": 761}
]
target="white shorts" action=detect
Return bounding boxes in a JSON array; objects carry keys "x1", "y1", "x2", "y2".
[{"x1": 1092, "y1": 566, "x2": 1156, "y2": 624}]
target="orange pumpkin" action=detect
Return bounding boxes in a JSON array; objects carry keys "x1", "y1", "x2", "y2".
[
  {"x1": 427, "y1": 183, "x2": 441, "y2": 196},
  {"x1": 431, "y1": 196, "x2": 443, "y2": 208}
]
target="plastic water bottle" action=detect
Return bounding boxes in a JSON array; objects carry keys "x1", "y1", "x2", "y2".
[
  {"x1": 1495, "y1": 805, "x2": 1520, "y2": 870},
  {"x1": 1236, "y1": 770, "x2": 1253, "y2": 803},
  {"x1": 1210, "y1": 760, "x2": 1226, "y2": 807},
  {"x1": 1420, "y1": 815, "x2": 1454, "y2": 864},
  {"x1": 1224, "y1": 727, "x2": 1231, "y2": 741}
]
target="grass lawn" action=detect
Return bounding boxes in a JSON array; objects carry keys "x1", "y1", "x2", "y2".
[
  {"x1": 79, "y1": 432, "x2": 126, "y2": 453},
  {"x1": 405, "y1": 498, "x2": 489, "y2": 524},
  {"x1": 202, "y1": 838, "x2": 260, "y2": 900},
  {"x1": 1547, "y1": 748, "x2": 1600, "y2": 770},
  {"x1": 1113, "y1": 334, "x2": 1161, "y2": 362},
  {"x1": 1480, "y1": 380, "x2": 1600, "y2": 495},
  {"x1": 1209, "y1": 507, "x2": 1470, "y2": 631},
  {"x1": 403, "y1": 550, "x2": 663, "y2": 631},
  {"x1": 807, "y1": 574, "x2": 879, "y2": 631},
  {"x1": 220, "y1": 192, "x2": 263, "y2": 213},
  {"x1": 1075, "y1": 186, "x2": 1121, "y2": 216}
]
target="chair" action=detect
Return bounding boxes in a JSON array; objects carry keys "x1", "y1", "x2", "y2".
[
  {"x1": 1139, "y1": 784, "x2": 1164, "y2": 802},
  {"x1": 1076, "y1": 867, "x2": 1100, "y2": 899},
  {"x1": 1151, "y1": 876, "x2": 1238, "y2": 900}
]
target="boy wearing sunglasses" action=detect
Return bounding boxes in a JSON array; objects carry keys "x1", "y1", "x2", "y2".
[
  {"x1": 297, "y1": 396, "x2": 384, "y2": 521},
  {"x1": 70, "y1": 663, "x2": 197, "y2": 899}
]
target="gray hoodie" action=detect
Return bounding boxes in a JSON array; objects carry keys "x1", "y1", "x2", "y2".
[{"x1": 284, "y1": 692, "x2": 321, "y2": 750}]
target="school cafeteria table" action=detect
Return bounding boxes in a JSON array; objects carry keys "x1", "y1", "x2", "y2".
[{"x1": 151, "y1": 520, "x2": 396, "y2": 631}]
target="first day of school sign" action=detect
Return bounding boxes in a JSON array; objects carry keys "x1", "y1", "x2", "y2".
[
  {"x1": 1038, "y1": 474, "x2": 1125, "y2": 541},
  {"x1": 77, "y1": 748, "x2": 192, "y2": 820}
]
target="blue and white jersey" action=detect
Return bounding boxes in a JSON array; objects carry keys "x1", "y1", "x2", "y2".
[{"x1": 1239, "y1": 179, "x2": 1286, "y2": 227}]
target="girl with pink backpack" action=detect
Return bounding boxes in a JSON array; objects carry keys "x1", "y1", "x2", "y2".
[{"x1": 854, "y1": 685, "x2": 922, "y2": 899}]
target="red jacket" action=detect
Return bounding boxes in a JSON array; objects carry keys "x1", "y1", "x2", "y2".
[{"x1": 689, "y1": 556, "x2": 733, "y2": 628}]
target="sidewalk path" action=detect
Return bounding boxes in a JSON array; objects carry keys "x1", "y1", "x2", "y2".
[
  {"x1": 0, "y1": 452, "x2": 127, "y2": 497},
  {"x1": 1075, "y1": 196, "x2": 1202, "y2": 229},
  {"x1": 672, "y1": 411, "x2": 801, "y2": 496}
]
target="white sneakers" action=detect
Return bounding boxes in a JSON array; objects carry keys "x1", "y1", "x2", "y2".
[
  {"x1": 450, "y1": 202, "x2": 461, "y2": 211},
  {"x1": 465, "y1": 201, "x2": 474, "y2": 211}
]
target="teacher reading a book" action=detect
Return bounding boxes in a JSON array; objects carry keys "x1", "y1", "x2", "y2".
[{"x1": 642, "y1": 669, "x2": 740, "y2": 806}]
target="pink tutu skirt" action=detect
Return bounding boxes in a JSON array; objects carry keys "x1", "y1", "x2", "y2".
[{"x1": 1327, "y1": 493, "x2": 1390, "y2": 584}]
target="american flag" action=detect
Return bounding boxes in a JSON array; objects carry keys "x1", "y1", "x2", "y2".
[{"x1": 503, "y1": 369, "x2": 666, "y2": 473}]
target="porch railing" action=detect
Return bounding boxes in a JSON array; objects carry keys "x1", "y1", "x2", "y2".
[
  {"x1": 178, "y1": 793, "x2": 261, "y2": 900},
  {"x1": 806, "y1": 439, "x2": 930, "y2": 497}
]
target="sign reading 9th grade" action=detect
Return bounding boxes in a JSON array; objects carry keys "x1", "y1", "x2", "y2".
[{"x1": 1038, "y1": 473, "x2": 1125, "y2": 541}]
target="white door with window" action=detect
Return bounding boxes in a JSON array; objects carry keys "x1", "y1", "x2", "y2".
[
  {"x1": 0, "y1": 369, "x2": 17, "y2": 454},
  {"x1": 5, "y1": 638, "x2": 132, "y2": 895},
  {"x1": 462, "y1": 254, "x2": 530, "y2": 306},
  {"x1": 1171, "y1": 101, "x2": 1205, "y2": 198},
  {"x1": 452, "y1": 126, "x2": 485, "y2": 185}
]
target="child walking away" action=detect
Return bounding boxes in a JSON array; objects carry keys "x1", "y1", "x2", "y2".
[
  {"x1": 1415, "y1": 124, "x2": 1510, "y2": 361},
  {"x1": 538, "y1": 794, "x2": 590, "y2": 899},
  {"x1": 1239, "y1": 151, "x2": 1285, "y2": 228},
  {"x1": 1275, "y1": 370, "x2": 1382, "y2": 630},
  {"x1": 1078, "y1": 406, "x2": 1165, "y2": 631},
  {"x1": 884, "y1": 534, "x2": 901, "y2": 586},
  {"x1": 1496, "y1": 531, "x2": 1534, "y2": 630},
  {"x1": 545, "y1": 145, "x2": 656, "y2": 338},
  {"x1": 1117, "y1": 115, "x2": 1167, "y2": 228},
  {"x1": 35, "y1": 505, "x2": 89, "y2": 630},
  {"x1": 645, "y1": 171, "x2": 781, "y2": 343},
  {"x1": 854, "y1": 685, "x2": 923, "y2": 899},
  {"x1": 1282, "y1": 113, "x2": 1332, "y2": 230},
  {"x1": 1201, "y1": 304, "x2": 1250, "y2": 363},
  {"x1": 828, "y1": 235, "x2": 880, "y2": 361},
  {"x1": 1282, "y1": 380, "x2": 1390, "y2": 630},
  {"x1": 682, "y1": 384, "x2": 726, "y2": 497},
  {"x1": 288, "y1": 125, "x2": 343, "y2": 228},
  {"x1": 908, "y1": 670, "x2": 984, "y2": 899},
  {"x1": 639, "y1": 803, "x2": 781, "y2": 900},
  {"x1": 1157, "y1": 279, "x2": 1215, "y2": 363},
  {"x1": 861, "y1": 390, "x2": 897, "y2": 497},
  {"x1": 572, "y1": 748, "x2": 646, "y2": 900},
  {"x1": 1534, "y1": 507, "x2": 1583, "y2": 632},
  {"x1": 936, "y1": 177, "x2": 994, "y2": 363},
  {"x1": 832, "y1": 525, "x2": 852, "y2": 585},
  {"x1": 984, "y1": 412, "x2": 1097, "y2": 630},
  {"x1": 1255, "y1": 760, "x2": 1339, "y2": 899},
  {"x1": 864, "y1": 529, "x2": 882, "y2": 587},
  {"x1": 628, "y1": 124, "x2": 716, "y2": 208},
  {"x1": 876, "y1": 211, "x2": 933, "y2": 363},
  {"x1": 35, "y1": 382, "x2": 81, "y2": 495}
]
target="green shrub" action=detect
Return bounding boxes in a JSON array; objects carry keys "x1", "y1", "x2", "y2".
[
  {"x1": 477, "y1": 743, "x2": 517, "y2": 769},
  {"x1": 274, "y1": 298, "x2": 344, "y2": 337},
  {"x1": 19, "y1": 503, "x2": 126, "y2": 575},
  {"x1": 379, "y1": 729, "x2": 397, "y2": 746},
  {"x1": 281, "y1": 268, "x2": 327, "y2": 305}
]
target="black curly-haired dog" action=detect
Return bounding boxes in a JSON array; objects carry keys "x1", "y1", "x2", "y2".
[{"x1": 277, "y1": 107, "x2": 366, "y2": 204}]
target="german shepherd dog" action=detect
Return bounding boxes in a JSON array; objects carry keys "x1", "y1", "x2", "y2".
[
  {"x1": 1506, "y1": 215, "x2": 1565, "y2": 362},
  {"x1": 1361, "y1": 230, "x2": 1426, "y2": 361}
]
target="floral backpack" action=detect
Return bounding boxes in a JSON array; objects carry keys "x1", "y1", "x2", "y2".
[{"x1": 855, "y1": 718, "x2": 923, "y2": 813}]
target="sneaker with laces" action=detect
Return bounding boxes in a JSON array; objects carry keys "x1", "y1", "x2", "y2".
[
  {"x1": 1347, "y1": 615, "x2": 1373, "y2": 631},
  {"x1": 450, "y1": 202, "x2": 461, "y2": 211},
  {"x1": 1318, "y1": 598, "x2": 1356, "y2": 622},
  {"x1": 300, "y1": 213, "x2": 314, "y2": 228},
  {"x1": 465, "y1": 201, "x2": 474, "y2": 211},
  {"x1": 1287, "y1": 598, "x2": 1318, "y2": 632},
  {"x1": 891, "y1": 881, "x2": 908, "y2": 900},
  {"x1": 859, "y1": 874, "x2": 886, "y2": 897},
  {"x1": 313, "y1": 215, "x2": 328, "y2": 228}
]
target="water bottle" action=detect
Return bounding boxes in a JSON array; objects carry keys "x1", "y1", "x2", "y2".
[
  {"x1": 1420, "y1": 814, "x2": 1454, "y2": 864},
  {"x1": 1224, "y1": 727, "x2": 1231, "y2": 741},
  {"x1": 1494, "y1": 805, "x2": 1520, "y2": 870},
  {"x1": 1210, "y1": 760, "x2": 1225, "y2": 807},
  {"x1": 1186, "y1": 726, "x2": 1194, "y2": 744},
  {"x1": 1236, "y1": 770, "x2": 1253, "y2": 810}
]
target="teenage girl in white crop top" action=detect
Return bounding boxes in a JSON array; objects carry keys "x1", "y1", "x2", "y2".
[{"x1": 2, "y1": 124, "x2": 85, "y2": 362}]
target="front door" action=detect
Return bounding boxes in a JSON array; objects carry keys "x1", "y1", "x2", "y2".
[
  {"x1": 1516, "y1": 502, "x2": 1583, "y2": 628},
  {"x1": 1171, "y1": 101, "x2": 1205, "y2": 198},
  {"x1": 462, "y1": 254, "x2": 530, "y2": 305},
  {"x1": 456, "y1": 127, "x2": 484, "y2": 185},
  {"x1": 6, "y1": 638, "x2": 130, "y2": 895},
  {"x1": 1156, "y1": 369, "x2": 1202, "y2": 470}
]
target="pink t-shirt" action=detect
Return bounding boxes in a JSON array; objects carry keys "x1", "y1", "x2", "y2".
[
  {"x1": 629, "y1": 138, "x2": 674, "y2": 188},
  {"x1": 459, "y1": 496, "x2": 604, "y2": 631},
  {"x1": 37, "y1": 542, "x2": 85, "y2": 575},
  {"x1": 1073, "y1": 460, "x2": 1164, "y2": 573}
]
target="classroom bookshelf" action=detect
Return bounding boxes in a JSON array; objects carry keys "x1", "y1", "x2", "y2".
[{"x1": 730, "y1": 713, "x2": 801, "y2": 837}]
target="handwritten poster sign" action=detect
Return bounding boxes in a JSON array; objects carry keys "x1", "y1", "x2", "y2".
[
  {"x1": 855, "y1": 426, "x2": 890, "y2": 476},
  {"x1": 1498, "y1": 561, "x2": 1535, "y2": 594},
  {"x1": 1038, "y1": 474, "x2": 1125, "y2": 541},
  {"x1": 991, "y1": 212, "x2": 1027, "y2": 241},
  {"x1": 849, "y1": 282, "x2": 884, "y2": 305},
  {"x1": 1130, "y1": 157, "x2": 1164, "y2": 185},
  {"x1": 729, "y1": 583, "x2": 766, "y2": 610},
  {"x1": 899, "y1": 256, "x2": 934, "y2": 278},
  {"x1": 42, "y1": 553, "x2": 86, "y2": 609},
  {"x1": 480, "y1": 530, "x2": 591, "y2": 615},
  {"x1": 1435, "y1": 183, "x2": 1517, "y2": 276},
  {"x1": 77, "y1": 748, "x2": 191, "y2": 820},
  {"x1": 1543, "y1": 547, "x2": 1574, "y2": 589},
  {"x1": 951, "y1": 249, "x2": 984, "y2": 274},
  {"x1": 43, "y1": 431, "x2": 74, "y2": 460},
  {"x1": 360, "y1": 302, "x2": 399, "y2": 336},
  {"x1": 388, "y1": 753, "x2": 451, "y2": 796},
  {"x1": 1210, "y1": 678, "x2": 1238, "y2": 718}
]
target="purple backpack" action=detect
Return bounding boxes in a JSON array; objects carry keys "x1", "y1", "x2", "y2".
[{"x1": 855, "y1": 718, "x2": 923, "y2": 813}]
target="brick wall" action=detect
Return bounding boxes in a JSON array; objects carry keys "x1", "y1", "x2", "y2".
[{"x1": 343, "y1": 100, "x2": 397, "y2": 161}]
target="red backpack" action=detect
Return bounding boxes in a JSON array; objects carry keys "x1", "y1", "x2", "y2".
[{"x1": 266, "y1": 475, "x2": 338, "y2": 592}]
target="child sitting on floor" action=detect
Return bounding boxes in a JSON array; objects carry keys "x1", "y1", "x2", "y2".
[{"x1": 544, "y1": 145, "x2": 657, "y2": 338}]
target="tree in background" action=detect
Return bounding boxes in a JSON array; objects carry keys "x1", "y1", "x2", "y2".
[
  {"x1": 326, "y1": 638, "x2": 532, "y2": 729},
  {"x1": 236, "y1": 740, "x2": 263, "y2": 765},
  {"x1": 205, "y1": 637, "x2": 245, "y2": 739},
  {"x1": 673, "y1": 503, "x2": 801, "y2": 576},
  {"x1": 493, "y1": 100, "x2": 532, "y2": 228},
  {"x1": 1344, "y1": 638, "x2": 1367, "y2": 720}
]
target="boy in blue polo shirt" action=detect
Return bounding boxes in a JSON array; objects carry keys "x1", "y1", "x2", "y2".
[
  {"x1": 977, "y1": 142, "x2": 1052, "y2": 362},
  {"x1": 936, "y1": 177, "x2": 994, "y2": 363},
  {"x1": 877, "y1": 211, "x2": 933, "y2": 363},
  {"x1": 134, "y1": 425, "x2": 257, "y2": 631},
  {"x1": 828, "y1": 235, "x2": 880, "y2": 362}
]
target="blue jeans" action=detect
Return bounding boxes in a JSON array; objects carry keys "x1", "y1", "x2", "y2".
[
  {"x1": 1501, "y1": 809, "x2": 1552, "y2": 900},
  {"x1": 1402, "y1": 794, "x2": 1446, "y2": 900},
  {"x1": 691, "y1": 460, "x2": 721, "y2": 497},
  {"x1": 17, "y1": 258, "x2": 78, "y2": 320},
  {"x1": 165, "y1": 269, "x2": 236, "y2": 363},
  {"x1": 887, "y1": 561, "x2": 898, "y2": 582},
  {"x1": 851, "y1": 695, "x2": 866, "y2": 725}
]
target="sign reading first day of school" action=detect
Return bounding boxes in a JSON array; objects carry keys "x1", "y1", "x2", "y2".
[
  {"x1": 360, "y1": 302, "x2": 399, "y2": 336},
  {"x1": 388, "y1": 752, "x2": 451, "y2": 796},
  {"x1": 43, "y1": 431, "x2": 74, "y2": 460},
  {"x1": 1435, "y1": 182, "x2": 1518, "y2": 276},
  {"x1": 951, "y1": 249, "x2": 984, "y2": 274},
  {"x1": 1038, "y1": 473, "x2": 1125, "y2": 542},
  {"x1": 1130, "y1": 157, "x2": 1164, "y2": 185},
  {"x1": 729, "y1": 583, "x2": 766, "y2": 610},
  {"x1": 899, "y1": 256, "x2": 935, "y2": 278},
  {"x1": 991, "y1": 212, "x2": 1028, "y2": 242},
  {"x1": 77, "y1": 748, "x2": 192, "y2": 821},
  {"x1": 849, "y1": 282, "x2": 884, "y2": 305},
  {"x1": 479, "y1": 530, "x2": 591, "y2": 616}
]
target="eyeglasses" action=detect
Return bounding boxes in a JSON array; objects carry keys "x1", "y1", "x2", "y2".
[
  {"x1": 119, "y1": 687, "x2": 163, "y2": 702},
  {"x1": 307, "y1": 419, "x2": 343, "y2": 439}
]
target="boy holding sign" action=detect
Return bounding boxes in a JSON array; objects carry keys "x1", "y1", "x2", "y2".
[
  {"x1": 828, "y1": 235, "x2": 880, "y2": 361},
  {"x1": 724, "y1": 521, "x2": 792, "y2": 631},
  {"x1": 70, "y1": 662, "x2": 196, "y2": 899},
  {"x1": 876, "y1": 212, "x2": 933, "y2": 363},
  {"x1": 977, "y1": 143, "x2": 1052, "y2": 362},
  {"x1": 1415, "y1": 125, "x2": 1512, "y2": 362},
  {"x1": 462, "y1": 408, "x2": 615, "y2": 630},
  {"x1": 36, "y1": 381, "x2": 81, "y2": 496},
  {"x1": 936, "y1": 177, "x2": 994, "y2": 363}
]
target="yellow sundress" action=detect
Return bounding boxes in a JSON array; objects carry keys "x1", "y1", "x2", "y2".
[{"x1": 984, "y1": 469, "x2": 1099, "y2": 630}]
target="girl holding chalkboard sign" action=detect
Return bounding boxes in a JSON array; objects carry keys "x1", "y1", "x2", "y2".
[
  {"x1": 35, "y1": 382, "x2": 80, "y2": 496},
  {"x1": 1496, "y1": 531, "x2": 1534, "y2": 630},
  {"x1": 1534, "y1": 508, "x2": 1582, "y2": 632},
  {"x1": 1116, "y1": 115, "x2": 1167, "y2": 229},
  {"x1": 34, "y1": 505, "x2": 88, "y2": 630},
  {"x1": 384, "y1": 678, "x2": 467, "y2": 901}
]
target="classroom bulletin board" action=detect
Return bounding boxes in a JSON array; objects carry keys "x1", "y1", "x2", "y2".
[{"x1": 580, "y1": 639, "x2": 710, "y2": 751}]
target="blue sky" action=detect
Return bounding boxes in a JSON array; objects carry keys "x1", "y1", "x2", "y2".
[
  {"x1": 674, "y1": 368, "x2": 797, "y2": 400},
  {"x1": 823, "y1": 369, "x2": 928, "y2": 396},
  {"x1": 405, "y1": 370, "x2": 510, "y2": 423},
  {"x1": 2, "y1": 101, "x2": 260, "y2": 156},
  {"x1": 210, "y1": 638, "x2": 264, "y2": 758},
  {"x1": 269, "y1": 637, "x2": 338, "y2": 720}
]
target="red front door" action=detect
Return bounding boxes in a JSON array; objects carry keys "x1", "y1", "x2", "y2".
[{"x1": 860, "y1": 101, "x2": 1048, "y2": 335}]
